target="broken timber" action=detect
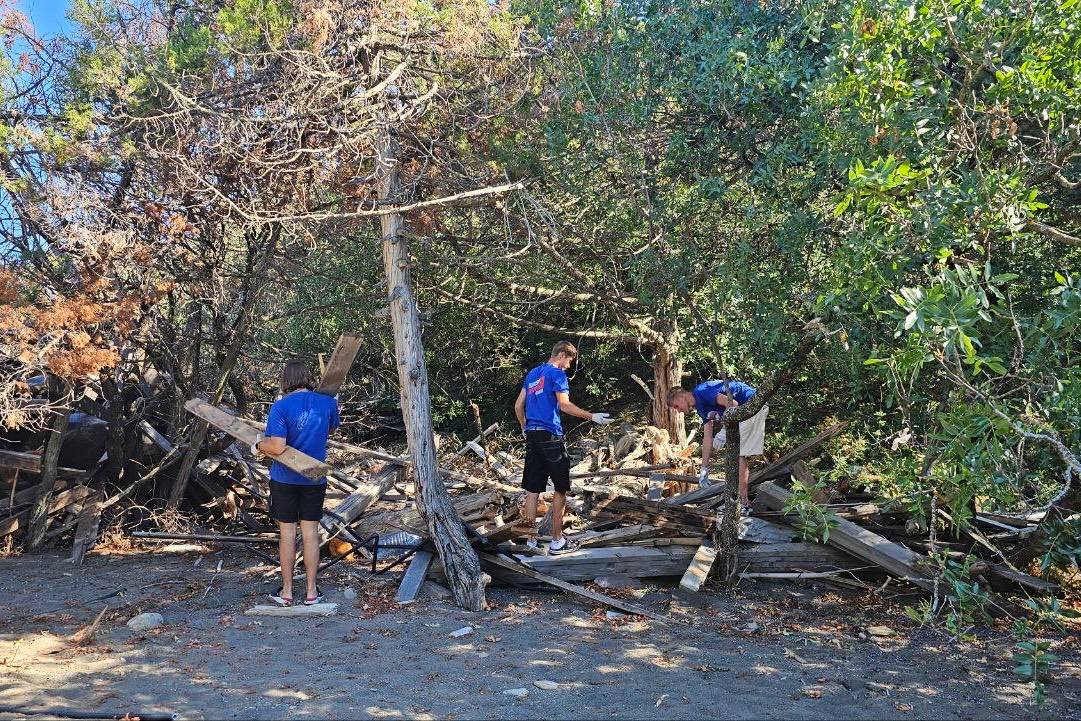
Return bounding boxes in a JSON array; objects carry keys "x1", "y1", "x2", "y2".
[
  {"x1": 69, "y1": 489, "x2": 104, "y2": 565},
  {"x1": 184, "y1": 398, "x2": 330, "y2": 480},
  {"x1": 317, "y1": 334, "x2": 363, "y2": 396},
  {"x1": 755, "y1": 481, "x2": 935, "y2": 591},
  {"x1": 396, "y1": 550, "x2": 436, "y2": 603},
  {"x1": 679, "y1": 542, "x2": 718, "y2": 593},
  {"x1": 480, "y1": 552, "x2": 666, "y2": 620},
  {"x1": 0, "y1": 449, "x2": 85, "y2": 478},
  {"x1": 666, "y1": 422, "x2": 847, "y2": 507}
]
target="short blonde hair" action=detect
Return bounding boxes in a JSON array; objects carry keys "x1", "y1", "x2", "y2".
[{"x1": 551, "y1": 341, "x2": 578, "y2": 359}]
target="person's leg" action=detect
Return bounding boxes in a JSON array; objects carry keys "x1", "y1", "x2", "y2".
[
  {"x1": 523, "y1": 492, "x2": 539, "y2": 542},
  {"x1": 278, "y1": 521, "x2": 297, "y2": 599},
  {"x1": 550, "y1": 491, "x2": 566, "y2": 541},
  {"x1": 300, "y1": 520, "x2": 321, "y2": 599}
]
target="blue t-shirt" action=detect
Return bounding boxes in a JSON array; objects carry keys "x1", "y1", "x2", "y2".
[
  {"x1": 693, "y1": 379, "x2": 757, "y2": 422},
  {"x1": 522, "y1": 363, "x2": 570, "y2": 435},
  {"x1": 264, "y1": 390, "x2": 340, "y2": 485}
]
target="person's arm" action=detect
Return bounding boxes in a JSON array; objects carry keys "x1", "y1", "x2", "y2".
[
  {"x1": 556, "y1": 391, "x2": 594, "y2": 421},
  {"x1": 700, "y1": 419, "x2": 714, "y2": 471},
  {"x1": 257, "y1": 435, "x2": 286, "y2": 456},
  {"x1": 714, "y1": 392, "x2": 739, "y2": 410},
  {"x1": 514, "y1": 388, "x2": 526, "y2": 430},
  {"x1": 255, "y1": 403, "x2": 288, "y2": 457}
]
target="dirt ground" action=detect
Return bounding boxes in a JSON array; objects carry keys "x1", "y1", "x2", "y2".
[{"x1": 1, "y1": 546, "x2": 1079, "y2": 721}]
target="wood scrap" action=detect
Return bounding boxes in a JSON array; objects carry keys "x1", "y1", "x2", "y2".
[
  {"x1": 69, "y1": 489, "x2": 104, "y2": 565},
  {"x1": 316, "y1": 333, "x2": 363, "y2": 395},
  {"x1": 396, "y1": 550, "x2": 435, "y2": 603},
  {"x1": 678, "y1": 542, "x2": 718, "y2": 593}
]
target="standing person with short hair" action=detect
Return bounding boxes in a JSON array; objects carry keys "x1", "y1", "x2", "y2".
[
  {"x1": 251, "y1": 360, "x2": 339, "y2": 606},
  {"x1": 513, "y1": 341, "x2": 615, "y2": 554},
  {"x1": 666, "y1": 380, "x2": 767, "y2": 512}
]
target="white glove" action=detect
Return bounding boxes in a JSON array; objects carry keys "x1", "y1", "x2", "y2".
[
  {"x1": 707, "y1": 410, "x2": 722, "y2": 422},
  {"x1": 591, "y1": 412, "x2": 614, "y2": 425},
  {"x1": 713, "y1": 427, "x2": 727, "y2": 449},
  {"x1": 698, "y1": 467, "x2": 711, "y2": 487},
  {"x1": 250, "y1": 433, "x2": 264, "y2": 458}
]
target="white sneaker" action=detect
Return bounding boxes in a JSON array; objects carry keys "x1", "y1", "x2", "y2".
[
  {"x1": 548, "y1": 537, "x2": 580, "y2": 555},
  {"x1": 525, "y1": 538, "x2": 538, "y2": 550}
]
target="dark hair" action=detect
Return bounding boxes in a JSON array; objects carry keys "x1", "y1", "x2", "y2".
[
  {"x1": 280, "y1": 360, "x2": 314, "y2": 394},
  {"x1": 665, "y1": 388, "x2": 689, "y2": 406},
  {"x1": 551, "y1": 341, "x2": 578, "y2": 359}
]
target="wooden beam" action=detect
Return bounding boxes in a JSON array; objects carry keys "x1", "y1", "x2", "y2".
[
  {"x1": 678, "y1": 542, "x2": 718, "y2": 593},
  {"x1": 396, "y1": 550, "x2": 435, "y2": 603},
  {"x1": 480, "y1": 552, "x2": 667, "y2": 620},
  {"x1": 498, "y1": 544, "x2": 695, "y2": 581},
  {"x1": 577, "y1": 524, "x2": 659, "y2": 547},
  {"x1": 69, "y1": 489, "x2": 104, "y2": 565},
  {"x1": 666, "y1": 422, "x2": 847, "y2": 507},
  {"x1": 0, "y1": 449, "x2": 84, "y2": 478},
  {"x1": 317, "y1": 334, "x2": 363, "y2": 396},
  {"x1": 755, "y1": 482, "x2": 935, "y2": 590},
  {"x1": 245, "y1": 603, "x2": 338, "y2": 617},
  {"x1": 0, "y1": 485, "x2": 96, "y2": 538},
  {"x1": 184, "y1": 398, "x2": 330, "y2": 480}
]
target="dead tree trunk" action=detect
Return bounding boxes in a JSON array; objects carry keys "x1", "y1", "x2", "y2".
[
  {"x1": 378, "y1": 123, "x2": 488, "y2": 611},
  {"x1": 651, "y1": 340, "x2": 685, "y2": 444},
  {"x1": 26, "y1": 380, "x2": 72, "y2": 550}
]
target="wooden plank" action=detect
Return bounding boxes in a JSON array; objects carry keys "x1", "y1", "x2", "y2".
[
  {"x1": 0, "y1": 449, "x2": 84, "y2": 478},
  {"x1": 736, "y1": 542, "x2": 866, "y2": 573},
  {"x1": 645, "y1": 473, "x2": 665, "y2": 501},
  {"x1": 512, "y1": 544, "x2": 695, "y2": 580},
  {"x1": 987, "y1": 562, "x2": 1059, "y2": 594},
  {"x1": 590, "y1": 495, "x2": 715, "y2": 533},
  {"x1": 69, "y1": 489, "x2": 105, "y2": 565},
  {"x1": 679, "y1": 542, "x2": 718, "y2": 593},
  {"x1": 318, "y1": 464, "x2": 401, "y2": 544},
  {"x1": 667, "y1": 422, "x2": 847, "y2": 507},
  {"x1": 139, "y1": 420, "x2": 174, "y2": 453},
  {"x1": 184, "y1": 398, "x2": 330, "y2": 480},
  {"x1": 1, "y1": 478, "x2": 72, "y2": 514},
  {"x1": 316, "y1": 334, "x2": 363, "y2": 395},
  {"x1": 0, "y1": 485, "x2": 96, "y2": 538},
  {"x1": 245, "y1": 603, "x2": 338, "y2": 617},
  {"x1": 480, "y1": 552, "x2": 667, "y2": 620},
  {"x1": 756, "y1": 482, "x2": 935, "y2": 590},
  {"x1": 578, "y1": 524, "x2": 659, "y2": 548},
  {"x1": 395, "y1": 550, "x2": 435, "y2": 603}
]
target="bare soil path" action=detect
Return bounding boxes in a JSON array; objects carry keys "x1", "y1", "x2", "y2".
[{"x1": 1, "y1": 548, "x2": 1078, "y2": 720}]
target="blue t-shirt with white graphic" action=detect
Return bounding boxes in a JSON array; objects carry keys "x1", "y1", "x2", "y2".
[
  {"x1": 693, "y1": 379, "x2": 757, "y2": 422},
  {"x1": 264, "y1": 390, "x2": 340, "y2": 485},
  {"x1": 523, "y1": 363, "x2": 570, "y2": 435}
]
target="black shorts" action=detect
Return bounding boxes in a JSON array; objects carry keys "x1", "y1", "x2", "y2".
[
  {"x1": 522, "y1": 430, "x2": 570, "y2": 494},
  {"x1": 269, "y1": 481, "x2": 327, "y2": 523}
]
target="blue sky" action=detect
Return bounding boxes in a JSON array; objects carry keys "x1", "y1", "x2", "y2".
[{"x1": 18, "y1": 0, "x2": 72, "y2": 37}]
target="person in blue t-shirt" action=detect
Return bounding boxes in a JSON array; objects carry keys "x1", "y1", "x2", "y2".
[
  {"x1": 666, "y1": 380, "x2": 768, "y2": 512},
  {"x1": 513, "y1": 341, "x2": 614, "y2": 554},
  {"x1": 251, "y1": 360, "x2": 339, "y2": 606}
]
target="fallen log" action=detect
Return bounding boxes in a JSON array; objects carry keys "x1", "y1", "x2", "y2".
[{"x1": 0, "y1": 449, "x2": 85, "y2": 478}]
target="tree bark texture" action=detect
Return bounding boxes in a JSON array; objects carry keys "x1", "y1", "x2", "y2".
[
  {"x1": 26, "y1": 382, "x2": 72, "y2": 550},
  {"x1": 651, "y1": 341, "x2": 685, "y2": 444},
  {"x1": 378, "y1": 124, "x2": 488, "y2": 611}
]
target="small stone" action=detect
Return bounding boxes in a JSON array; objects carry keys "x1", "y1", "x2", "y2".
[
  {"x1": 594, "y1": 574, "x2": 645, "y2": 590},
  {"x1": 742, "y1": 621, "x2": 760, "y2": 634},
  {"x1": 533, "y1": 680, "x2": 559, "y2": 691},
  {"x1": 126, "y1": 612, "x2": 164, "y2": 632},
  {"x1": 605, "y1": 611, "x2": 627, "y2": 621},
  {"x1": 503, "y1": 688, "x2": 529, "y2": 699},
  {"x1": 449, "y1": 626, "x2": 473, "y2": 638},
  {"x1": 866, "y1": 625, "x2": 894, "y2": 637},
  {"x1": 342, "y1": 588, "x2": 357, "y2": 601}
]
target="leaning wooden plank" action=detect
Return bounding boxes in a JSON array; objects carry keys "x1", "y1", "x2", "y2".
[
  {"x1": 318, "y1": 464, "x2": 401, "y2": 544},
  {"x1": 69, "y1": 489, "x2": 105, "y2": 565},
  {"x1": 679, "y1": 542, "x2": 718, "y2": 593},
  {"x1": 1, "y1": 479, "x2": 72, "y2": 514},
  {"x1": 316, "y1": 334, "x2": 363, "y2": 396},
  {"x1": 578, "y1": 524, "x2": 659, "y2": 548},
  {"x1": 480, "y1": 552, "x2": 666, "y2": 620},
  {"x1": 184, "y1": 398, "x2": 330, "y2": 480},
  {"x1": 666, "y1": 422, "x2": 848, "y2": 507},
  {"x1": 987, "y1": 562, "x2": 1059, "y2": 595},
  {"x1": 245, "y1": 603, "x2": 338, "y2": 617},
  {"x1": 0, "y1": 449, "x2": 84, "y2": 478},
  {"x1": 755, "y1": 481, "x2": 935, "y2": 591},
  {"x1": 396, "y1": 550, "x2": 435, "y2": 603},
  {"x1": 361, "y1": 491, "x2": 497, "y2": 539},
  {"x1": 645, "y1": 473, "x2": 665, "y2": 501}
]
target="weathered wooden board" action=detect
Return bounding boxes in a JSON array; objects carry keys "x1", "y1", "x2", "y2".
[
  {"x1": 317, "y1": 334, "x2": 363, "y2": 396},
  {"x1": 591, "y1": 494, "x2": 715, "y2": 533},
  {"x1": 69, "y1": 489, "x2": 105, "y2": 565},
  {"x1": 0, "y1": 449, "x2": 85, "y2": 478},
  {"x1": 480, "y1": 552, "x2": 666, "y2": 620},
  {"x1": 755, "y1": 481, "x2": 935, "y2": 590},
  {"x1": 679, "y1": 543, "x2": 718, "y2": 593},
  {"x1": 736, "y1": 542, "x2": 866, "y2": 573},
  {"x1": 0, "y1": 485, "x2": 96, "y2": 538},
  {"x1": 667, "y1": 422, "x2": 847, "y2": 507},
  {"x1": 396, "y1": 550, "x2": 435, "y2": 603},
  {"x1": 577, "y1": 524, "x2": 660, "y2": 548},
  {"x1": 499, "y1": 545, "x2": 695, "y2": 581},
  {"x1": 245, "y1": 603, "x2": 338, "y2": 617},
  {"x1": 185, "y1": 398, "x2": 330, "y2": 480}
]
